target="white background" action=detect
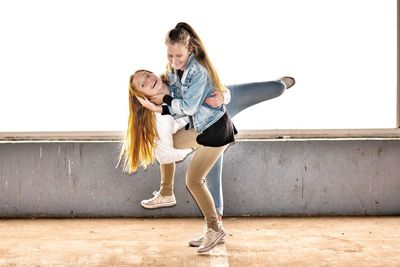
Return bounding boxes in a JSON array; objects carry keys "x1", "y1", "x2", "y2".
[{"x1": 0, "y1": 0, "x2": 396, "y2": 131}]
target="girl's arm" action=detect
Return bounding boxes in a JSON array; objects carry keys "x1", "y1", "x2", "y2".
[
  {"x1": 136, "y1": 96, "x2": 162, "y2": 113},
  {"x1": 204, "y1": 88, "x2": 231, "y2": 108},
  {"x1": 165, "y1": 69, "x2": 208, "y2": 116}
]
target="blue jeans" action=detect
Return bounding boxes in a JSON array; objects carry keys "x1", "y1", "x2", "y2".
[{"x1": 207, "y1": 80, "x2": 286, "y2": 215}]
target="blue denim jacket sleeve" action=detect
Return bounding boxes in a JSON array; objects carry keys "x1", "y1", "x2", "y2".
[{"x1": 169, "y1": 68, "x2": 208, "y2": 116}]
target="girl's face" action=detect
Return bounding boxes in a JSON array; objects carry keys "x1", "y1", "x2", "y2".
[
  {"x1": 167, "y1": 42, "x2": 192, "y2": 71},
  {"x1": 132, "y1": 71, "x2": 165, "y2": 97}
]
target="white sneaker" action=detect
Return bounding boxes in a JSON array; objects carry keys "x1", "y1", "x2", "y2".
[
  {"x1": 188, "y1": 224, "x2": 225, "y2": 247},
  {"x1": 140, "y1": 191, "x2": 176, "y2": 209},
  {"x1": 197, "y1": 224, "x2": 227, "y2": 253},
  {"x1": 189, "y1": 235, "x2": 225, "y2": 247}
]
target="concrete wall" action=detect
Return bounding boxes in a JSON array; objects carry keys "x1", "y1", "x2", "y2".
[{"x1": 0, "y1": 139, "x2": 399, "y2": 218}]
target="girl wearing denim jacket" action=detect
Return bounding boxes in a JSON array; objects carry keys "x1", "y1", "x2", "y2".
[{"x1": 136, "y1": 22, "x2": 236, "y2": 253}]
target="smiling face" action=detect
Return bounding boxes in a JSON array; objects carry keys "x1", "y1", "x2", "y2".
[
  {"x1": 131, "y1": 71, "x2": 167, "y2": 97},
  {"x1": 167, "y1": 42, "x2": 192, "y2": 71}
]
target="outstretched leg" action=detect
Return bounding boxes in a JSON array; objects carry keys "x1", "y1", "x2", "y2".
[{"x1": 226, "y1": 80, "x2": 285, "y2": 117}]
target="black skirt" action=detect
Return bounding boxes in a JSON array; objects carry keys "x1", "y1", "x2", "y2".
[{"x1": 196, "y1": 112, "x2": 238, "y2": 147}]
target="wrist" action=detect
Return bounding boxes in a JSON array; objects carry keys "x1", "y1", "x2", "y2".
[{"x1": 161, "y1": 105, "x2": 171, "y2": 115}]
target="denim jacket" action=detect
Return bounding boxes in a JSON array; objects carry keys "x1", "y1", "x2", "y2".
[{"x1": 167, "y1": 53, "x2": 226, "y2": 133}]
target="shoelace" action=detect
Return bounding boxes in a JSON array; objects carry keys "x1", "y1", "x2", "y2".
[{"x1": 149, "y1": 191, "x2": 163, "y2": 203}]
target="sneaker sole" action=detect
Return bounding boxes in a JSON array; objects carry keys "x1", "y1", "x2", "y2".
[
  {"x1": 140, "y1": 201, "x2": 176, "y2": 209},
  {"x1": 189, "y1": 238, "x2": 225, "y2": 247},
  {"x1": 197, "y1": 231, "x2": 227, "y2": 253}
]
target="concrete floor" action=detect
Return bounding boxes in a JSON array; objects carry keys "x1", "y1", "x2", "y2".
[{"x1": 0, "y1": 217, "x2": 399, "y2": 266}]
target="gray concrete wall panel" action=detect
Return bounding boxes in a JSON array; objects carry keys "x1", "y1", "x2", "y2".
[{"x1": 0, "y1": 140, "x2": 399, "y2": 218}]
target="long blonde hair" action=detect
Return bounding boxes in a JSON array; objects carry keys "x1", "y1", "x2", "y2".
[
  {"x1": 119, "y1": 70, "x2": 158, "y2": 173},
  {"x1": 164, "y1": 22, "x2": 226, "y2": 93}
]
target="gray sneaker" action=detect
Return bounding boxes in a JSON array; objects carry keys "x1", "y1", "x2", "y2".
[
  {"x1": 140, "y1": 191, "x2": 176, "y2": 209},
  {"x1": 197, "y1": 224, "x2": 227, "y2": 253},
  {"x1": 280, "y1": 76, "x2": 296, "y2": 89}
]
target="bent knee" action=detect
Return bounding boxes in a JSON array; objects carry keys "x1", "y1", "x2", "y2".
[{"x1": 186, "y1": 176, "x2": 205, "y2": 190}]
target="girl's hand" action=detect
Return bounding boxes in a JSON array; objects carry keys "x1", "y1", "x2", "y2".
[
  {"x1": 136, "y1": 96, "x2": 162, "y2": 113},
  {"x1": 204, "y1": 91, "x2": 224, "y2": 108},
  {"x1": 148, "y1": 94, "x2": 165, "y2": 105}
]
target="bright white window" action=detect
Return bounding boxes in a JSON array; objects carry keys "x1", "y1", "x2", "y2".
[{"x1": 0, "y1": 0, "x2": 396, "y2": 131}]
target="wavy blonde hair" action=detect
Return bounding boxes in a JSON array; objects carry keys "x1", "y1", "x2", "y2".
[
  {"x1": 164, "y1": 22, "x2": 226, "y2": 94},
  {"x1": 119, "y1": 70, "x2": 158, "y2": 173}
]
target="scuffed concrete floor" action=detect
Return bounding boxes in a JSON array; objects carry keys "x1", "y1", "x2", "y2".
[{"x1": 0, "y1": 217, "x2": 399, "y2": 266}]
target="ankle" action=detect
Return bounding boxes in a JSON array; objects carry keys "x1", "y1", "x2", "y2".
[
  {"x1": 207, "y1": 221, "x2": 221, "y2": 232},
  {"x1": 159, "y1": 190, "x2": 173, "y2": 197}
]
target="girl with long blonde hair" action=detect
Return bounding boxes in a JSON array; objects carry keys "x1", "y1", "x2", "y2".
[{"x1": 119, "y1": 71, "x2": 163, "y2": 173}]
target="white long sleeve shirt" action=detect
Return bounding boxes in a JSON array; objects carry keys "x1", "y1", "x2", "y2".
[{"x1": 154, "y1": 113, "x2": 192, "y2": 164}]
